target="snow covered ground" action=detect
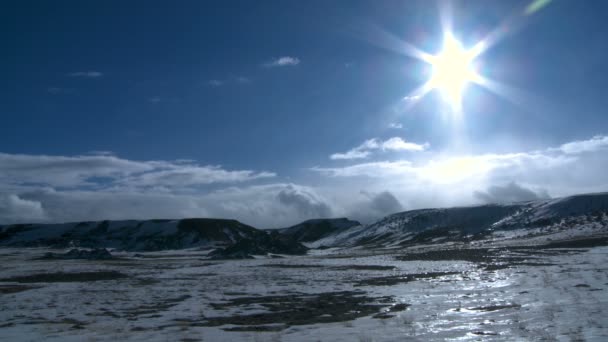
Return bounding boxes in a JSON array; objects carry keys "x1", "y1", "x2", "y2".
[{"x1": 1, "y1": 242, "x2": 607, "y2": 341}]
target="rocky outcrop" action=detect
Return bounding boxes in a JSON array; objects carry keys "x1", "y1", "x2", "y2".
[
  {"x1": 40, "y1": 248, "x2": 113, "y2": 260},
  {"x1": 208, "y1": 231, "x2": 308, "y2": 259}
]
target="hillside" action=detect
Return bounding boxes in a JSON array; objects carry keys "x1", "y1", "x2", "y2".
[
  {"x1": 311, "y1": 192, "x2": 608, "y2": 248},
  {"x1": 276, "y1": 218, "x2": 361, "y2": 243},
  {"x1": 2, "y1": 192, "x2": 608, "y2": 252},
  {"x1": 0, "y1": 218, "x2": 304, "y2": 254}
]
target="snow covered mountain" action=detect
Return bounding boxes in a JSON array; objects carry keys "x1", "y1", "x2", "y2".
[
  {"x1": 2, "y1": 192, "x2": 607, "y2": 252},
  {"x1": 311, "y1": 192, "x2": 608, "y2": 248},
  {"x1": 0, "y1": 218, "x2": 286, "y2": 252}
]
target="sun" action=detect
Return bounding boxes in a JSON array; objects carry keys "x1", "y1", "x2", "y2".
[{"x1": 427, "y1": 33, "x2": 478, "y2": 110}]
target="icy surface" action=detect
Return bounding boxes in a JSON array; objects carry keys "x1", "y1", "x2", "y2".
[{"x1": 1, "y1": 243, "x2": 607, "y2": 341}]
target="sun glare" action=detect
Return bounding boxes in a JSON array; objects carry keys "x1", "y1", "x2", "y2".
[{"x1": 427, "y1": 33, "x2": 478, "y2": 109}]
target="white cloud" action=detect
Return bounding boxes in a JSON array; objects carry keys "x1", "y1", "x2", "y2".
[
  {"x1": 4, "y1": 135, "x2": 608, "y2": 227},
  {"x1": 68, "y1": 71, "x2": 103, "y2": 78},
  {"x1": 382, "y1": 137, "x2": 428, "y2": 151},
  {"x1": 5, "y1": 183, "x2": 332, "y2": 228},
  {"x1": 264, "y1": 56, "x2": 300, "y2": 67},
  {"x1": 276, "y1": 185, "x2": 332, "y2": 219},
  {"x1": 558, "y1": 135, "x2": 608, "y2": 154},
  {"x1": 313, "y1": 160, "x2": 414, "y2": 177},
  {"x1": 389, "y1": 123, "x2": 403, "y2": 129},
  {"x1": 119, "y1": 166, "x2": 275, "y2": 188},
  {"x1": 349, "y1": 191, "x2": 403, "y2": 223},
  {"x1": 330, "y1": 150, "x2": 372, "y2": 160},
  {"x1": 330, "y1": 137, "x2": 427, "y2": 160},
  {"x1": 0, "y1": 152, "x2": 275, "y2": 189},
  {"x1": 0, "y1": 194, "x2": 47, "y2": 224},
  {"x1": 0, "y1": 152, "x2": 299, "y2": 226},
  {"x1": 330, "y1": 139, "x2": 378, "y2": 160},
  {"x1": 474, "y1": 182, "x2": 549, "y2": 204},
  {"x1": 314, "y1": 134, "x2": 608, "y2": 213}
]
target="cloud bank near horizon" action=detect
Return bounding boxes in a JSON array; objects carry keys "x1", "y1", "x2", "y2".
[{"x1": 1, "y1": 134, "x2": 607, "y2": 227}]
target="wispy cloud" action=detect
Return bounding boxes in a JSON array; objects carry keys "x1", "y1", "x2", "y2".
[
  {"x1": 474, "y1": 182, "x2": 549, "y2": 204},
  {"x1": 330, "y1": 137, "x2": 428, "y2": 160},
  {"x1": 330, "y1": 139, "x2": 377, "y2": 160},
  {"x1": 558, "y1": 135, "x2": 608, "y2": 154},
  {"x1": 119, "y1": 166, "x2": 276, "y2": 188},
  {"x1": 329, "y1": 150, "x2": 371, "y2": 160},
  {"x1": 206, "y1": 76, "x2": 252, "y2": 87},
  {"x1": 402, "y1": 95, "x2": 421, "y2": 101},
  {"x1": 382, "y1": 137, "x2": 428, "y2": 151},
  {"x1": 67, "y1": 71, "x2": 103, "y2": 78},
  {"x1": 0, "y1": 152, "x2": 275, "y2": 189},
  {"x1": 207, "y1": 80, "x2": 225, "y2": 87},
  {"x1": 389, "y1": 123, "x2": 403, "y2": 129},
  {"x1": 313, "y1": 160, "x2": 414, "y2": 177},
  {"x1": 264, "y1": 56, "x2": 300, "y2": 67},
  {"x1": 235, "y1": 76, "x2": 252, "y2": 84}
]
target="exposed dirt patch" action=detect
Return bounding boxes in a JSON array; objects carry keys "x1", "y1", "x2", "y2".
[
  {"x1": 87, "y1": 308, "x2": 121, "y2": 318},
  {"x1": 200, "y1": 291, "x2": 399, "y2": 330},
  {"x1": 541, "y1": 236, "x2": 608, "y2": 249},
  {"x1": 15, "y1": 318, "x2": 88, "y2": 329},
  {"x1": 222, "y1": 291, "x2": 250, "y2": 296},
  {"x1": 132, "y1": 253, "x2": 211, "y2": 259},
  {"x1": 223, "y1": 325, "x2": 285, "y2": 332},
  {"x1": 397, "y1": 247, "x2": 564, "y2": 272},
  {"x1": 354, "y1": 271, "x2": 459, "y2": 287},
  {"x1": 0, "y1": 271, "x2": 128, "y2": 283},
  {"x1": 516, "y1": 262, "x2": 557, "y2": 267},
  {"x1": 256, "y1": 264, "x2": 325, "y2": 269},
  {"x1": 257, "y1": 264, "x2": 396, "y2": 271},
  {"x1": 133, "y1": 278, "x2": 161, "y2": 286},
  {"x1": 507, "y1": 249, "x2": 580, "y2": 256},
  {"x1": 468, "y1": 304, "x2": 520, "y2": 312},
  {"x1": 0, "y1": 284, "x2": 39, "y2": 294},
  {"x1": 332, "y1": 265, "x2": 397, "y2": 271},
  {"x1": 396, "y1": 248, "x2": 496, "y2": 263}
]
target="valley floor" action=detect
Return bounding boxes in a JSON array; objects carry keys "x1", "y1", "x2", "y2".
[{"x1": 1, "y1": 243, "x2": 608, "y2": 341}]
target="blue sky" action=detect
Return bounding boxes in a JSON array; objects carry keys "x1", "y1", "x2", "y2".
[{"x1": 2, "y1": 0, "x2": 608, "y2": 227}]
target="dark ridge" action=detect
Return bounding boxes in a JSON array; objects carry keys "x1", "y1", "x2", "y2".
[{"x1": 277, "y1": 218, "x2": 361, "y2": 242}]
